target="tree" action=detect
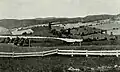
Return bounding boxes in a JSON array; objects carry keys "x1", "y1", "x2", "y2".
[
  {"x1": 18, "y1": 38, "x2": 25, "y2": 46},
  {"x1": 60, "y1": 29, "x2": 66, "y2": 34},
  {"x1": 56, "y1": 31, "x2": 62, "y2": 37},
  {"x1": 51, "y1": 29, "x2": 57, "y2": 35},
  {"x1": 22, "y1": 32, "x2": 27, "y2": 35},
  {"x1": 48, "y1": 22, "x2": 52, "y2": 29},
  {"x1": 68, "y1": 28, "x2": 71, "y2": 34},
  {"x1": 4, "y1": 37, "x2": 10, "y2": 43},
  {"x1": 81, "y1": 32, "x2": 85, "y2": 36},
  {"x1": 110, "y1": 32, "x2": 113, "y2": 36},
  {"x1": 25, "y1": 38, "x2": 29, "y2": 44},
  {"x1": 13, "y1": 37, "x2": 20, "y2": 45}
]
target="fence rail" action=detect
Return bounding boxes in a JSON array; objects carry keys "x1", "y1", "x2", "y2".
[{"x1": 0, "y1": 49, "x2": 120, "y2": 57}]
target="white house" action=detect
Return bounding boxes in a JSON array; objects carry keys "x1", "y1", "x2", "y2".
[{"x1": 12, "y1": 29, "x2": 34, "y2": 35}]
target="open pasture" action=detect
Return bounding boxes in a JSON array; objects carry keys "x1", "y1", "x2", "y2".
[{"x1": 0, "y1": 56, "x2": 120, "y2": 72}]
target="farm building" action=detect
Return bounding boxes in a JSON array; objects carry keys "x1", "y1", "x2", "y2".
[
  {"x1": 0, "y1": 26, "x2": 12, "y2": 35},
  {"x1": 11, "y1": 29, "x2": 34, "y2": 35}
]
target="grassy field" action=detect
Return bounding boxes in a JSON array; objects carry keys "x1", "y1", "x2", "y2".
[
  {"x1": 1, "y1": 43, "x2": 120, "y2": 53},
  {"x1": 90, "y1": 21, "x2": 120, "y2": 35},
  {"x1": 0, "y1": 43, "x2": 120, "y2": 72},
  {"x1": 91, "y1": 21, "x2": 120, "y2": 30},
  {"x1": 0, "y1": 56, "x2": 120, "y2": 72},
  {"x1": 31, "y1": 26, "x2": 55, "y2": 37}
]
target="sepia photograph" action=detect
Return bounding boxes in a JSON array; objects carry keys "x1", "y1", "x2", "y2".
[{"x1": 0, "y1": 0, "x2": 120, "y2": 72}]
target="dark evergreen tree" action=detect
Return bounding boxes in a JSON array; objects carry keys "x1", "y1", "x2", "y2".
[
  {"x1": 60, "y1": 29, "x2": 66, "y2": 34},
  {"x1": 48, "y1": 22, "x2": 52, "y2": 29},
  {"x1": 68, "y1": 28, "x2": 71, "y2": 34},
  {"x1": 22, "y1": 32, "x2": 27, "y2": 35}
]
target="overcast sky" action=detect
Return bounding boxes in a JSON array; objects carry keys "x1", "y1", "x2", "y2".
[{"x1": 0, "y1": 0, "x2": 120, "y2": 19}]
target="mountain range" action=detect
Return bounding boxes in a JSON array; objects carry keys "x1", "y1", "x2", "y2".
[{"x1": 0, "y1": 14, "x2": 119, "y2": 29}]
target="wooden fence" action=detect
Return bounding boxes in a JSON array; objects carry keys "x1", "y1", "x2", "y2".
[
  {"x1": 0, "y1": 49, "x2": 120, "y2": 57},
  {"x1": 0, "y1": 49, "x2": 58, "y2": 57},
  {"x1": 58, "y1": 50, "x2": 120, "y2": 57}
]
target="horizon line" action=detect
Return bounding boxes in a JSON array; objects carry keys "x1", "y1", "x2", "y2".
[{"x1": 0, "y1": 13, "x2": 118, "y2": 20}]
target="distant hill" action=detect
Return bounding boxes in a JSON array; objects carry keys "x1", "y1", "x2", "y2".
[
  {"x1": 82, "y1": 14, "x2": 114, "y2": 23},
  {"x1": 0, "y1": 14, "x2": 119, "y2": 29},
  {"x1": 0, "y1": 19, "x2": 37, "y2": 29}
]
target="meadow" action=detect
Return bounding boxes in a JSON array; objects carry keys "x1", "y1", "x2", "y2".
[
  {"x1": 1, "y1": 43, "x2": 120, "y2": 53},
  {"x1": 0, "y1": 55, "x2": 120, "y2": 72}
]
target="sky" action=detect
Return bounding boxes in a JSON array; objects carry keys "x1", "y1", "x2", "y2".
[{"x1": 0, "y1": 0, "x2": 120, "y2": 19}]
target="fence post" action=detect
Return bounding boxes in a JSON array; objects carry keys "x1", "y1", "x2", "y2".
[
  {"x1": 116, "y1": 50, "x2": 119, "y2": 57},
  {"x1": 86, "y1": 50, "x2": 88, "y2": 57},
  {"x1": 100, "y1": 51, "x2": 102, "y2": 56},
  {"x1": 36, "y1": 52, "x2": 38, "y2": 56},
  {"x1": 12, "y1": 52, "x2": 14, "y2": 58},
  {"x1": 56, "y1": 49, "x2": 58, "y2": 54},
  {"x1": 71, "y1": 50, "x2": 73, "y2": 57},
  {"x1": 42, "y1": 51, "x2": 44, "y2": 57}
]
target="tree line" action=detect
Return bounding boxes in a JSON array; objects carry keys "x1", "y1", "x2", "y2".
[{"x1": 0, "y1": 37, "x2": 30, "y2": 46}]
